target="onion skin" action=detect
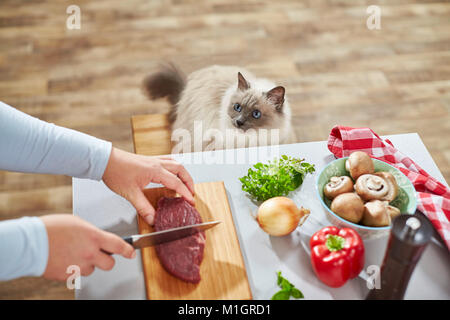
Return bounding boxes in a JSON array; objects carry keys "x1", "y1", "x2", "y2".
[{"x1": 257, "y1": 197, "x2": 309, "y2": 236}]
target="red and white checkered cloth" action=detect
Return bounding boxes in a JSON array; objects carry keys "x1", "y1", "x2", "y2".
[{"x1": 327, "y1": 125, "x2": 450, "y2": 250}]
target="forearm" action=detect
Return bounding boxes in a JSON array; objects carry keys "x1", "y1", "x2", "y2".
[
  {"x1": 0, "y1": 101, "x2": 111, "y2": 180},
  {"x1": 0, "y1": 217, "x2": 48, "y2": 281}
]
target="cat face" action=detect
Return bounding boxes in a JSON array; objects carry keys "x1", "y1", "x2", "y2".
[{"x1": 227, "y1": 72, "x2": 286, "y2": 132}]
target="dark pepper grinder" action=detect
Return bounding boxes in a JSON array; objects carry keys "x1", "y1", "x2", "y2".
[{"x1": 366, "y1": 213, "x2": 434, "y2": 300}]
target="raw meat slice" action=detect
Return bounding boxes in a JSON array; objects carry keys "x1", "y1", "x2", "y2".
[{"x1": 154, "y1": 197, "x2": 205, "y2": 283}]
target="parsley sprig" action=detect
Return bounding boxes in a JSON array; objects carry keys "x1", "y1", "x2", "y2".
[
  {"x1": 239, "y1": 155, "x2": 315, "y2": 202},
  {"x1": 271, "y1": 271, "x2": 304, "y2": 300}
]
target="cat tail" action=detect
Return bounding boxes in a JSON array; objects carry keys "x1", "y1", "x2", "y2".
[{"x1": 142, "y1": 63, "x2": 186, "y2": 122}]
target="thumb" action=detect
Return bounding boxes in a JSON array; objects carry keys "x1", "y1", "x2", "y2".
[{"x1": 128, "y1": 189, "x2": 155, "y2": 226}]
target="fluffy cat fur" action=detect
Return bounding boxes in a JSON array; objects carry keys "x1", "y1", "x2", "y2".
[{"x1": 143, "y1": 64, "x2": 295, "y2": 151}]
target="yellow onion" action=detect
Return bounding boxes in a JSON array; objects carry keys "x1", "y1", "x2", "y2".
[{"x1": 256, "y1": 197, "x2": 310, "y2": 236}]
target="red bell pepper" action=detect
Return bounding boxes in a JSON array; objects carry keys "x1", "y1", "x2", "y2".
[{"x1": 310, "y1": 226, "x2": 365, "y2": 288}]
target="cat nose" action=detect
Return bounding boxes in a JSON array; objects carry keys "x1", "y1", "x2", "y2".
[{"x1": 235, "y1": 119, "x2": 244, "y2": 127}]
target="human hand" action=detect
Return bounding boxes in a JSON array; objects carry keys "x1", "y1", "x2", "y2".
[
  {"x1": 102, "y1": 148, "x2": 195, "y2": 226},
  {"x1": 41, "y1": 214, "x2": 136, "y2": 281}
]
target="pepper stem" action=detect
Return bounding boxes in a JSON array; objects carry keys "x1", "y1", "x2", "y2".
[{"x1": 326, "y1": 235, "x2": 345, "y2": 252}]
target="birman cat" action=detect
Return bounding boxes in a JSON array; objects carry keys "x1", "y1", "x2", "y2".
[{"x1": 143, "y1": 64, "x2": 295, "y2": 152}]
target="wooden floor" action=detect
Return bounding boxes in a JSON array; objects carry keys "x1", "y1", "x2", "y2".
[{"x1": 0, "y1": 0, "x2": 449, "y2": 299}]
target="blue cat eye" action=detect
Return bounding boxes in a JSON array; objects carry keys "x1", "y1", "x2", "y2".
[
  {"x1": 234, "y1": 103, "x2": 242, "y2": 112},
  {"x1": 252, "y1": 110, "x2": 261, "y2": 119}
]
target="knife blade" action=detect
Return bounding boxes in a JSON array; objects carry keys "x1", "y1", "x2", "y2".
[{"x1": 123, "y1": 220, "x2": 221, "y2": 249}]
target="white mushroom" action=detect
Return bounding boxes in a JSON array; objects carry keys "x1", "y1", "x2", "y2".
[
  {"x1": 361, "y1": 200, "x2": 392, "y2": 227},
  {"x1": 374, "y1": 172, "x2": 399, "y2": 202},
  {"x1": 355, "y1": 174, "x2": 388, "y2": 201},
  {"x1": 330, "y1": 192, "x2": 365, "y2": 224},
  {"x1": 355, "y1": 172, "x2": 398, "y2": 202},
  {"x1": 345, "y1": 151, "x2": 375, "y2": 180},
  {"x1": 324, "y1": 176, "x2": 354, "y2": 200},
  {"x1": 386, "y1": 204, "x2": 401, "y2": 220}
]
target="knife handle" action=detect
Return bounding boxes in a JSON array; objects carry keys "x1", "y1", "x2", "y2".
[{"x1": 101, "y1": 236, "x2": 134, "y2": 255}]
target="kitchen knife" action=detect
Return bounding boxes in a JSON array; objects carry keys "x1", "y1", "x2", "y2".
[{"x1": 121, "y1": 220, "x2": 221, "y2": 250}]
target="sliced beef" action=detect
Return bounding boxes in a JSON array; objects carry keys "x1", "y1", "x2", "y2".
[{"x1": 154, "y1": 197, "x2": 205, "y2": 283}]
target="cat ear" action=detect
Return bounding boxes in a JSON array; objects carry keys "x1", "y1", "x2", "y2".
[
  {"x1": 237, "y1": 72, "x2": 250, "y2": 91},
  {"x1": 266, "y1": 86, "x2": 285, "y2": 110}
]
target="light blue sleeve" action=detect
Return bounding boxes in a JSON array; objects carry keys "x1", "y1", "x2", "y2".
[
  {"x1": 0, "y1": 101, "x2": 112, "y2": 280},
  {"x1": 0, "y1": 217, "x2": 48, "y2": 281},
  {"x1": 0, "y1": 101, "x2": 112, "y2": 180}
]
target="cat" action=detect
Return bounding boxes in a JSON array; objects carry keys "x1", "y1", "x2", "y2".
[{"x1": 143, "y1": 64, "x2": 295, "y2": 152}]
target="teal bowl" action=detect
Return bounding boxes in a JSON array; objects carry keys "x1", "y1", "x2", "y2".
[{"x1": 316, "y1": 157, "x2": 417, "y2": 240}]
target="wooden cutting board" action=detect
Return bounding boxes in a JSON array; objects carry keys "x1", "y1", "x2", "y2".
[{"x1": 138, "y1": 181, "x2": 252, "y2": 300}]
